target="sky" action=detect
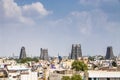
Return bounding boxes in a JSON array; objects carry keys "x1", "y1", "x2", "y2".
[{"x1": 0, "y1": 0, "x2": 120, "y2": 57}]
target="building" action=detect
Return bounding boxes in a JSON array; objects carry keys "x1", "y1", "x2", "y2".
[
  {"x1": 7, "y1": 65, "x2": 38, "y2": 80},
  {"x1": 105, "y1": 46, "x2": 114, "y2": 60},
  {"x1": 88, "y1": 70, "x2": 120, "y2": 80},
  {"x1": 70, "y1": 44, "x2": 82, "y2": 59},
  {"x1": 40, "y1": 48, "x2": 49, "y2": 61},
  {"x1": 19, "y1": 46, "x2": 26, "y2": 59}
]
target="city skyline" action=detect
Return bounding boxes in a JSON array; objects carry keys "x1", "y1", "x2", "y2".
[
  {"x1": 0, "y1": 45, "x2": 118, "y2": 58},
  {"x1": 0, "y1": 0, "x2": 120, "y2": 56}
]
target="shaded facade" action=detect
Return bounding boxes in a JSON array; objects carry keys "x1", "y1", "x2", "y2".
[
  {"x1": 19, "y1": 46, "x2": 26, "y2": 59},
  {"x1": 40, "y1": 48, "x2": 49, "y2": 61},
  {"x1": 70, "y1": 44, "x2": 82, "y2": 59},
  {"x1": 105, "y1": 46, "x2": 114, "y2": 59}
]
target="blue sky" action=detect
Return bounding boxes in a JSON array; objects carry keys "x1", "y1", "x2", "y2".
[{"x1": 0, "y1": 0, "x2": 120, "y2": 57}]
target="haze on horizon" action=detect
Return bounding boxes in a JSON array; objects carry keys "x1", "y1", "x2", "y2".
[{"x1": 0, "y1": 0, "x2": 120, "y2": 57}]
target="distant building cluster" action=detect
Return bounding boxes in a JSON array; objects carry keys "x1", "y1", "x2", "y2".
[
  {"x1": 1, "y1": 44, "x2": 119, "y2": 80},
  {"x1": 18, "y1": 44, "x2": 116, "y2": 61}
]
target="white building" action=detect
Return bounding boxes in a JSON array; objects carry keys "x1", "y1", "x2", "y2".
[
  {"x1": 7, "y1": 65, "x2": 38, "y2": 80},
  {"x1": 88, "y1": 70, "x2": 120, "y2": 80}
]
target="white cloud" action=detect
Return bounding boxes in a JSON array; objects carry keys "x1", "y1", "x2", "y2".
[
  {"x1": 0, "y1": 0, "x2": 120, "y2": 57},
  {"x1": 47, "y1": 11, "x2": 93, "y2": 35},
  {"x1": 22, "y1": 2, "x2": 51, "y2": 18},
  {"x1": 47, "y1": 9, "x2": 120, "y2": 35},
  {"x1": 3, "y1": 0, "x2": 21, "y2": 18},
  {"x1": 0, "y1": 0, "x2": 34, "y2": 24},
  {"x1": 0, "y1": 0, "x2": 50, "y2": 25}
]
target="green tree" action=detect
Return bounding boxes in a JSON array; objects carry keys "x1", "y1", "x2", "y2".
[
  {"x1": 61, "y1": 76, "x2": 71, "y2": 80},
  {"x1": 32, "y1": 57, "x2": 39, "y2": 62},
  {"x1": 71, "y1": 74, "x2": 82, "y2": 80},
  {"x1": 88, "y1": 56, "x2": 94, "y2": 61},
  {"x1": 15, "y1": 57, "x2": 39, "y2": 63},
  {"x1": 20, "y1": 58, "x2": 27, "y2": 63},
  {"x1": 112, "y1": 61, "x2": 117, "y2": 67},
  {"x1": 72, "y1": 60, "x2": 88, "y2": 72},
  {"x1": 16, "y1": 57, "x2": 33, "y2": 63}
]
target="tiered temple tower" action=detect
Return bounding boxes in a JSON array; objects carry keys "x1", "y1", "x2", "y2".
[
  {"x1": 19, "y1": 46, "x2": 26, "y2": 59},
  {"x1": 40, "y1": 48, "x2": 49, "y2": 61},
  {"x1": 105, "y1": 46, "x2": 114, "y2": 59},
  {"x1": 71, "y1": 44, "x2": 82, "y2": 59}
]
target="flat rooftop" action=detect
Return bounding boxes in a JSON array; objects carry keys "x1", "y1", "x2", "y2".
[{"x1": 88, "y1": 70, "x2": 120, "y2": 78}]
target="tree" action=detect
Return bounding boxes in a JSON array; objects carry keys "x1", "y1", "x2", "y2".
[
  {"x1": 71, "y1": 74, "x2": 82, "y2": 80},
  {"x1": 61, "y1": 75, "x2": 82, "y2": 80},
  {"x1": 20, "y1": 58, "x2": 27, "y2": 63},
  {"x1": 88, "y1": 56, "x2": 94, "y2": 61},
  {"x1": 19, "y1": 57, "x2": 32, "y2": 63},
  {"x1": 61, "y1": 76, "x2": 71, "y2": 80},
  {"x1": 72, "y1": 60, "x2": 88, "y2": 72},
  {"x1": 112, "y1": 61, "x2": 117, "y2": 67},
  {"x1": 71, "y1": 60, "x2": 88, "y2": 80},
  {"x1": 32, "y1": 57, "x2": 39, "y2": 62},
  {"x1": 16, "y1": 57, "x2": 39, "y2": 63}
]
